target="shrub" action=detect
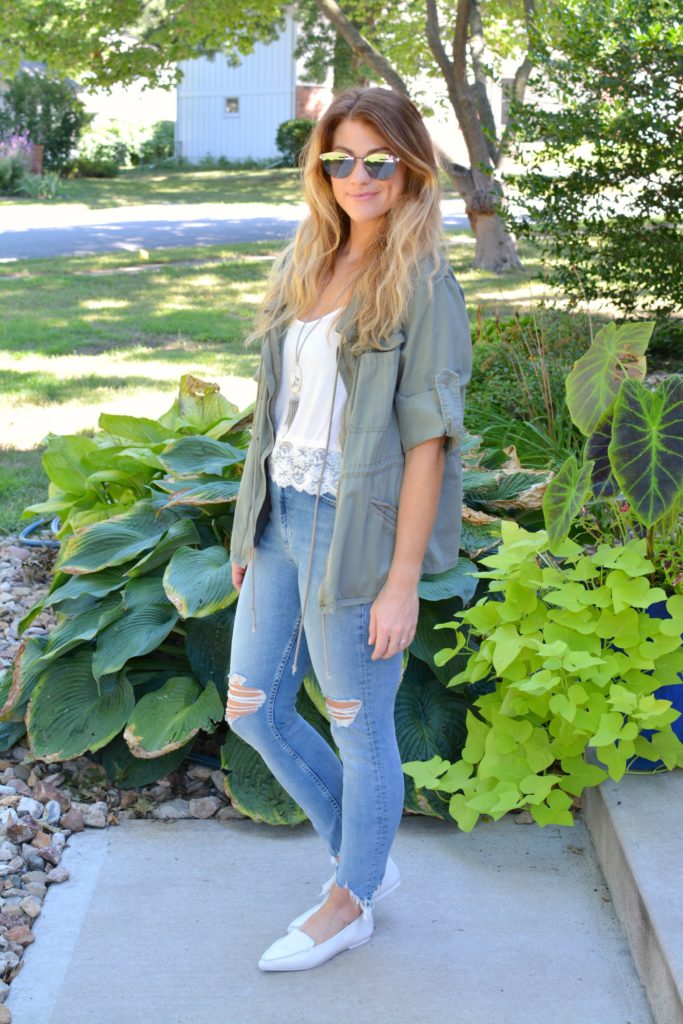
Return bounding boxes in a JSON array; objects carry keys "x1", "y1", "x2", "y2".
[
  {"x1": 503, "y1": 0, "x2": 683, "y2": 316},
  {"x1": 69, "y1": 155, "x2": 120, "y2": 178},
  {"x1": 75, "y1": 119, "x2": 131, "y2": 167},
  {"x1": 276, "y1": 118, "x2": 316, "y2": 167},
  {"x1": 0, "y1": 133, "x2": 31, "y2": 193},
  {"x1": 0, "y1": 69, "x2": 88, "y2": 172},
  {"x1": 138, "y1": 120, "x2": 175, "y2": 165},
  {"x1": 14, "y1": 170, "x2": 62, "y2": 199},
  {"x1": 404, "y1": 524, "x2": 683, "y2": 832},
  {"x1": 465, "y1": 306, "x2": 590, "y2": 466}
]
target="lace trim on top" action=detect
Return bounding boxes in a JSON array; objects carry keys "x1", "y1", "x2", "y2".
[{"x1": 268, "y1": 440, "x2": 341, "y2": 497}]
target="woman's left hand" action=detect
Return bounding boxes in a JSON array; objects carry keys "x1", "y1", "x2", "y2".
[{"x1": 368, "y1": 580, "x2": 419, "y2": 660}]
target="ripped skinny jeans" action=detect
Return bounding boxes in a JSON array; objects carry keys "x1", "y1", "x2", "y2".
[{"x1": 226, "y1": 474, "x2": 406, "y2": 919}]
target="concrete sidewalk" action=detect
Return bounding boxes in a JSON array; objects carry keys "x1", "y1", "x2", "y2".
[{"x1": 7, "y1": 811, "x2": 652, "y2": 1024}]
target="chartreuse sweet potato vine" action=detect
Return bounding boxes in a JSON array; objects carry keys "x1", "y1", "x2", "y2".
[{"x1": 403, "y1": 521, "x2": 683, "y2": 832}]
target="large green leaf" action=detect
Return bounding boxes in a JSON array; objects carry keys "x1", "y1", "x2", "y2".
[
  {"x1": 21, "y1": 489, "x2": 84, "y2": 521},
  {"x1": 99, "y1": 413, "x2": 177, "y2": 444},
  {"x1": 42, "y1": 568, "x2": 127, "y2": 608},
  {"x1": 459, "y1": 516, "x2": 502, "y2": 559},
  {"x1": 55, "y1": 500, "x2": 179, "y2": 574},
  {"x1": 117, "y1": 446, "x2": 168, "y2": 472},
  {"x1": 158, "y1": 479, "x2": 240, "y2": 507},
  {"x1": 160, "y1": 436, "x2": 245, "y2": 477},
  {"x1": 124, "y1": 676, "x2": 224, "y2": 757},
  {"x1": 542, "y1": 456, "x2": 594, "y2": 550},
  {"x1": 61, "y1": 500, "x2": 134, "y2": 535},
  {"x1": 100, "y1": 730, "x2": 195, "y2": 788},
  {"x1": 27, "y1": 648, "x2": 135, "y2": 763},
  {"x1": 565, "y1": 322, "x2": 652, "y2": 436},
  {"x1": 0, "y1": 721, "x2": 30, "y2": 753},
  {"x1": 92, "y1": 576, "x2": 179, "y2": 678},
  {"x1": 185, "y1": 607, "x2": 235, "y2": 698},
  {"x1": 220, "y1": 729, "x2": 308, "y2": 825},
  {"x1": 158, "y1": 374, "x2": 240, "y2": 434},
  {"x1": 0, "y1": 636, "x2": 48, "y2": 720},
  {"x1": 125, "y1": 517, "x2": 201, "y2": 577},
  {"x1": 38, "y1": 592, "x2": 124, "y2": 665},
  {"x1": 82, "y1": 445, "x2": 158, "y2": 484},
  {"x1": 585, "y1": 409, "x2": 620, "y2": 499},
  {"x1": 418, "y1": 558, "x2": 478, "y2": 604},
  {"x1": 163, "y1": 545, "x2": 236, "y2": 618},
  {"x1": 41, "y1": 434, "x2": 98, "y2": 493},
  {"x1": 609, "y1": 376, "x2": 683, "y2": 527},
  {"x1": 396, "y1": 655, "x2": 472, "y2": 817}
]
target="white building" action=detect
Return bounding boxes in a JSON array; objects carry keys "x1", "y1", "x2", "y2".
[{"x1": 175, "y1": 10, "x2": 333, "y2": 163}]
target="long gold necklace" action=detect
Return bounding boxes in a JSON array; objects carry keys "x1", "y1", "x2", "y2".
[{"x1": 284, "y1": 273, "x2": 352, "y2": 430}]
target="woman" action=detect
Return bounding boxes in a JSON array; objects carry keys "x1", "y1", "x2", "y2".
[{"x1": 227, "y1": 85, "x2": 472, "y2": 972}]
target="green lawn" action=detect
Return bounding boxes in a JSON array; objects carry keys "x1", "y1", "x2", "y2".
[
  {"x1": 0, "y1": 165, "x2": 465, "y2": 209},
  {"x1": 0, "y1": 166, "x2": 303, "y2": 209},
  {"x1": 0, "y1": 231, "x2": 562, "y2": 535}
]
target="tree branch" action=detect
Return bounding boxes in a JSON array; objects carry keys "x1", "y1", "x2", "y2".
[
  {"x1": 468, "y1": 0, "x2": 498, "y2": 165},
  {"x1": 312, "y1": 0, "x2": 409, "y2": 94},
  {"x1": 495, "y1": 0, "x2": 536, "y2": 168}
]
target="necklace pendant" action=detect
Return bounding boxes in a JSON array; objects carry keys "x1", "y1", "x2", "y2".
[{"x1": 289, "y1": 363, "x2": 303, "y2": 394}]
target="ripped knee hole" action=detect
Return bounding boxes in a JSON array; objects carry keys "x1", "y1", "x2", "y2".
[
  {"x1": 325, "y1": 697, "x2": 362, "y2": 727},
  {"x1": 225, "y1": 672, "x2": 266, "y2": 724}
]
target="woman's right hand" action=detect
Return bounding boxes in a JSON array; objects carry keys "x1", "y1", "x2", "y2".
[{"x1": 232, "y1": 561, "x2": 247, "y2": 592}]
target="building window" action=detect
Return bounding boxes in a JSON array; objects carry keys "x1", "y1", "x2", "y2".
[{"x1": 225, "y1": 97, "x2": 239, "y2": 115}]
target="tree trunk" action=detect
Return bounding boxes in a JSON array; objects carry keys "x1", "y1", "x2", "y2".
[
  {"x1": 446, "y1": 159, "x2": 523, "y2": 272},
  {"x1": 427, "y1": 0, "x2": 524, "y2": 270}
]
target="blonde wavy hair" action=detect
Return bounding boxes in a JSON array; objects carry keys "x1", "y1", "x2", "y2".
[{"x1": 243, "y1": 85, "x2": 448, "y2": 357}]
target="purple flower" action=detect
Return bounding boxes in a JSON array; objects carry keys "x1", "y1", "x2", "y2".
[{"x1": 0, "y1": 133, "x2": 32, "y2": 161}]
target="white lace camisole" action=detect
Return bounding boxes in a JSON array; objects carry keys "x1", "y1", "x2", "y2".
[{"x1": 267, "y1": 307, "x2": 347, "y2": 497}]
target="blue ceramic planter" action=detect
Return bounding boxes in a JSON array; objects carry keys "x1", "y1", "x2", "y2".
[{"x1": 625, "y1": 599, "x2": 683, "y2": 774}]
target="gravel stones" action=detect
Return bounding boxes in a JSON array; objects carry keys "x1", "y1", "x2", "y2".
[{"x1": 0, "y1": 539, "x2": 57, "y2": 676}]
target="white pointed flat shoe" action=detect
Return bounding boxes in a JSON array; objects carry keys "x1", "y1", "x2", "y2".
[
  {"x1": 258, "y1": 911, "x2": 374, "y2": 971},
  {"x1": 286, "y1": 855, "x2": 400, "y2": 932}
]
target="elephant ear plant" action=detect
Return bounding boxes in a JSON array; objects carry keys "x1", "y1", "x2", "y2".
[
  {"x1": 403, "y1": 521, "x2": 683, "y2": 832},
  {"x1": 542, "y1": 319, "x2": 683, "y2": 580}
]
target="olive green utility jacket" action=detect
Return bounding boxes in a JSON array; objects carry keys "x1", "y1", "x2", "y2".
[{"x1": 230, "y1": 251, "x2": 472, "y2": 680}]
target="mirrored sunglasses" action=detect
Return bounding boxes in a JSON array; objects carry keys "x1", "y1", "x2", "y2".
[{"x1": 319, "y1": 151, "x2": 401, "y2": 180}]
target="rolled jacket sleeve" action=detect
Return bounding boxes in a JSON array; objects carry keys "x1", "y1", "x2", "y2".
[{"x1": 395, "y1": 265, "x2": 472, "y2": 454}]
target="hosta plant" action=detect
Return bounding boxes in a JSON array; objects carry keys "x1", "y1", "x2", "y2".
[
  {"x1": 403, "y1": 521, "x2": 683, "y2": 832},
  {"x1": 2, "y1": 380, "x2": 554, "y2": 826},
  {"x1": 21, "y1": 373, "x2": 253, "y2": 536}
]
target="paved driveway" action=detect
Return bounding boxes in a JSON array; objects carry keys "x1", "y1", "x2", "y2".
[{"x1": 0, "y1": 199, "x2": 469, "y2": 260}]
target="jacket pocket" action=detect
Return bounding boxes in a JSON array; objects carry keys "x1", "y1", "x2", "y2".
[{"x1": 351, "y1": 348, "x2": 401, "y2": 431}]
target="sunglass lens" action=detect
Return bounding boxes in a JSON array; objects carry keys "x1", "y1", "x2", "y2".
[
  {"x1": 365, "y1": 155, "x2": 397, "y2": 179},
  {"x1": 321, "y1": 155, "x2": 354, "y2": 178}
]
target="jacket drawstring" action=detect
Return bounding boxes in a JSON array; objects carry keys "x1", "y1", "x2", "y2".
[
  {"x1": 249, "y1": 370, "x2": 263, "y2": 632},
  {"x1": 291, "y1": 346, "x2": 341, "y2": 682}
]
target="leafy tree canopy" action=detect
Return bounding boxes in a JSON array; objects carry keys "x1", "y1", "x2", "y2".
[
  {"x1": 0, "y1": 0, "x2": 287, "y2": 87},
  {"x1": 505, "y1": 0, "x2": 683, "y2": 315}
]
